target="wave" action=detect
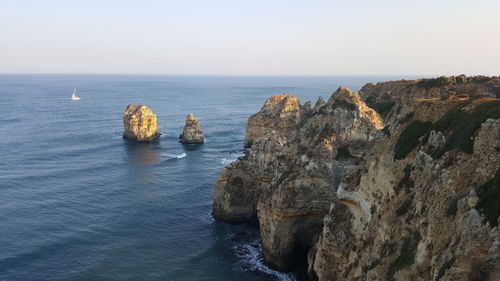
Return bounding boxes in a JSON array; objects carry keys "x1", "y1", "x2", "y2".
[
  {"x1": 221, "y1": 153, "x2": 245, "y2": 165},
  {"x1": 232, "y1": 235, "x2": 296, "y2": 281},
  {"x1": 162, "y1": 153, "x2": 187, "y2": 160}
]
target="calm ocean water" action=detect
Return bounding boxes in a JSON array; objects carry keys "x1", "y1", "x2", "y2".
[{"x1": 0, "y1": 74, "x2": 413, "y2": 281}]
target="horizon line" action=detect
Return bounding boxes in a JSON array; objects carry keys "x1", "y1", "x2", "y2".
[{"x1": 1, "y1": 72, "x2": 495, "y2": 78}]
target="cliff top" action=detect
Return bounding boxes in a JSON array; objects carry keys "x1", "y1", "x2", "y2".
[
  {"x1": 124, "y1": 104, "x2": 155, "y2": 117},
  {"x1": 326, "y1": 87, "x2": 385, "y2": 130},
  {"x1": 260, "y1": 93, "x2": 301, "y2": 114}
]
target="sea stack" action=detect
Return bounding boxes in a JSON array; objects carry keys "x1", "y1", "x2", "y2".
[
  {"x1": 122, "y1": 104, "x2": 160, "y2": 142},
  {"x1": 179, "y1": 113, "x2": 204, "y2": 144}
]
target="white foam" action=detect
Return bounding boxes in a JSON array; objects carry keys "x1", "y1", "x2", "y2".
[
  {"x1": 221, "y1": 153, "x2": 245, "y2": 165},
  {"x1": 175, "y1": 153, "x2": 187, "y2": 159},
  {"x1": 162, "y1": 153, "x2": 187, "y2": 160},
  {"x1": 233, "y1": 239, "x2": 296, "y2": 281}
]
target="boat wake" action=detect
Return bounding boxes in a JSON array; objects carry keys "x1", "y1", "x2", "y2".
[{"x1": 162, "y1": 153, "x2": 187, "y2": 160}]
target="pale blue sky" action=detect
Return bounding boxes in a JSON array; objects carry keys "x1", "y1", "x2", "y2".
[{"x1": 1, "y1": 0, "x2": 499, "y2": 75}]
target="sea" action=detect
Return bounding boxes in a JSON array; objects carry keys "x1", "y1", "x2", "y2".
[{"x1": 0, "y1": 74, "x2": 414, "y2": 281}]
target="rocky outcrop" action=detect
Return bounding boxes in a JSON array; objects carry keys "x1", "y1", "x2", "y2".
[
  {"x1": 214, "y1": 88, "x2": 385, "y2": 272},
  {"x1": 244, "y1": 93, "x2": 302, "y2": 148},
  {"x1": 213, "y1": 76, "x2": 500, "y2": 281},
  {"x1": 123, "y1": 104, "x2": 160, "y2": 142},
  {"x1": 180, "y1": 113, "x2": 204, "y2": 144}
]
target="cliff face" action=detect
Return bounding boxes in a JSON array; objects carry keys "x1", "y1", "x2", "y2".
[
  {"x1": 213, "y1": 76, "x2": 500, "y2": 281},
  {"x1": 123, "y1": 104, "x2": 160, "y2": 142},
  {"x1": 180, "y1": 113, "x2": 204, "y2": 144}
]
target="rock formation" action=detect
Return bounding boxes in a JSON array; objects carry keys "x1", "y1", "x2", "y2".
[
  {"x1": 123, "y1": 104, "x2": 160, "y2": 142},
  {"x1": 213, "y1": 76, "x2": 500, "y2": 281},
  {"x1": 179, "y1": 113, "x2": 204, "y2": 144},
  {"x1": 244, "y1": 93, "x2": 302, "y2": 148}
]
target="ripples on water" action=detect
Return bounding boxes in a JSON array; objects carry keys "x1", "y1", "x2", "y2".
[{"x1": 0, "y1": 74, "x2": 411, "y2": 281}]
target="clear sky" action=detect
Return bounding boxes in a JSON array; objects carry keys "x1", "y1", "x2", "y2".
[{"x1": 1, "y1": 0, "x2": 499, "y2": 75}]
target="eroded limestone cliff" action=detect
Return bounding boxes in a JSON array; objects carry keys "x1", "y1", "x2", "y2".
[
  {"x1": 213, "y1": 76, "x2": 500, "y2": 281},
  {"x1": 123, "y1": 104, "x2": 160, "y2": 142}
]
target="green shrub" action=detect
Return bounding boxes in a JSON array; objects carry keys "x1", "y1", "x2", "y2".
[
  {"x1": 475, "y1": 170, "x2": 500, "y2": 226},
  {"x1": 470, "y1": 75, "x2": 491, "y2": 83},
  {"x1": 416, "y1": 76, "x2": 455, "y2": 89},
  {"x1": 336, "y1": 145, "x2": 352, "y2": 160},
  {"x1": 365, "y1": 96, "x2": 375, "y2": 105},
  {"x1": 395, "y1": 165, "x2": 414, "y2": 193},
  {"x1": 394, "y1": 120, "x2": 433, "y2": 160},
  {"x1": 364, "y1": 95, "x2": 396, "y2": 117},
  {"x1": 427, "y1": 100, "x2": 500, "y2": 158},
  {"x1": 386, "y1": 231, "x2": 421, "y2": 281},
  {"x1": 373, "y1": 101, "x2": 396, "y2": 117}
]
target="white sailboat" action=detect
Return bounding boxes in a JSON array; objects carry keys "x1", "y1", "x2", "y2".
[{"x1": 71, "y1": 88, "x2": 81, "y2": 100}]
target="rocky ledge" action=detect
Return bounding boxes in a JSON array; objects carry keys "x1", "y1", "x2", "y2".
[
  {"x1": 213, "y1": 76, "x2": 500, "y2": 281},
  {"x1": 179, "y1": 113, "x2": 204, "y2": 144},
  {"x1": 123, "y1": 104, "x2": 160, "y2": 142}
]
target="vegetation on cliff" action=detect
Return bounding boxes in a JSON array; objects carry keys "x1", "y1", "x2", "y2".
[
  {"x1": 373, "y1": 101, "x2": 396, "y2": 117},
  {"x1": 428, "y1": 100, "x2": 500, "y2": 158},
  {"x1": 213, "y1": 76, "x2": 500, "y2": 281},
  {"x1": 476, "y1": 170, "x2": 500, "y2": 226},
  {"x1": 394, "y1": 121, "x2": 433, "y2": 160},
  {"x1": 394, "y1": 99, "x2": 500, "y2": 160},
  {"x1": 365, "y1": 95, "x2": 396, "y2": 117},
  {"x1": 395, "y1": 165, "x2": 414, "y2": 193},
  {"x1": 335, "y1": 145, "x2": 352, "y2": 160}
]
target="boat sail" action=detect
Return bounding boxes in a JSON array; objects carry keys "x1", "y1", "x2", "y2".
[{"x1": 71, "y1": 88, "x2": 81, "y2": 100}]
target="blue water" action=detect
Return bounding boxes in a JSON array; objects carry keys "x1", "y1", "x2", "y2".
[{"x1": 0, "y1": 74, "x2": 412, "y2": 281}]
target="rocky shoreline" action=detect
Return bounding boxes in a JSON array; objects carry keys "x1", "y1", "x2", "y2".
[{"x1": 213, "y1": 76, "x2": 500, "y2": 281}]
